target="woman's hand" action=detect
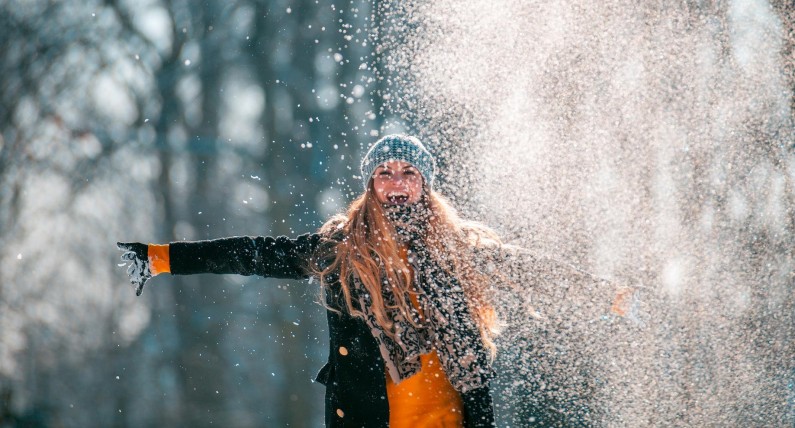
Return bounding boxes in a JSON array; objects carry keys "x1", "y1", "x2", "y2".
[{"x1": 117, "y1": 242, "x2": 151, "y2": 296}]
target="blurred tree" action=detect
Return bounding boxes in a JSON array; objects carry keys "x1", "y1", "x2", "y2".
[
  {"x1": 247, "y1": 0, "x2": 377, "y2": 424},
  {"x1": 0, "y1": 1, "x2": 159, "y2": 426},
  {"x1": 0, "y1": 0, "x2": 379, "y2": 426}
]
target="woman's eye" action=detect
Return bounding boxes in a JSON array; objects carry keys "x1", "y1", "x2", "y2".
[
  {"x1": 378, "y1": 171, "x2": 391, "y2": 176},
  {"x1": 404, "y1": 170, "x2": 416, "y2": 175}
]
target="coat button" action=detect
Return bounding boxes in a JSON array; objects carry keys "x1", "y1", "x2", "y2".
[
  {"x1": 338, "y1": 346, "x2": 348, "y2": 356},
  {"x1": 336, "y1": 408, "x2": 345, "y2": 418}
]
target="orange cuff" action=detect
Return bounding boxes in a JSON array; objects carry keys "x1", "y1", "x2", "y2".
[
  {"x1": 148, "y1": 244, "x2": 171, "y2": 275},
  {"x1": 610, "y1": 287, "x2": 632, "y2": 317}
]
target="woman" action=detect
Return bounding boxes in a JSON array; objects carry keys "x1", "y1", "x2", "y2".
[{"x1": 119, "y1": 135, "x2": 504, "y2": 427}]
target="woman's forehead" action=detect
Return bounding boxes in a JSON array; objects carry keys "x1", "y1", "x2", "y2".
[{"x1": 376, "y1": 160, "x2": 417, "y2": 170}]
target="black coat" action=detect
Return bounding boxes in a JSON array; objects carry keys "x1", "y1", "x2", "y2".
[{"x1": 168, "y1": 233, "x2": 495, "y2": 427}]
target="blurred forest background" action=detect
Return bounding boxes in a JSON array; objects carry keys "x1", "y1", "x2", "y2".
[
  {"x1": 1, "y1": 0, "x2": 389, "y2": 426},
  {"x1": 1, "y1": 0, "x2": 794, "y2": 427}
]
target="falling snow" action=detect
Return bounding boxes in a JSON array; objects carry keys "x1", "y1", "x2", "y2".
[{"x1": 375, "y1": 0, "x2": 795, "y2": 425}]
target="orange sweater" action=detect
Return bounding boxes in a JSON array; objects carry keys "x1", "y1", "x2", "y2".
[
  {"x1": 386, "y1": 248, "x2": 464, "y2": 427},
  {"x1": 386, "y1": 346, "x2": 464, "y2": 427}
]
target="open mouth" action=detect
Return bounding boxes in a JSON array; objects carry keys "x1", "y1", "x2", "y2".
[{"x1": 386, "y1": 192, "x2": 409, "y2": 205}]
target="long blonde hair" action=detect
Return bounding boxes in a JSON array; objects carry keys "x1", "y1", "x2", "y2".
[{"x1": 316, "y1": 183, "x2": 502, "y2": 357}]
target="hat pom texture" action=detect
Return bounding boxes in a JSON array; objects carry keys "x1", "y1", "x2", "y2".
[{"x1": 360, "y1": 135, "x2": 436, "y2": 190}]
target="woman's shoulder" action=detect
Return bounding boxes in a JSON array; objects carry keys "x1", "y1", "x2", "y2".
[
  {"x1": 317, "y1": 215, "x2": 349, "y2": 242},
  {"x1": 308, "y1": 216, "x2": 350, "y2": 260}
]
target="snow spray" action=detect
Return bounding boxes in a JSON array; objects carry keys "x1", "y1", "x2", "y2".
[{"x1": 372, "y1": 0, "x2": 795, "y2": 425}]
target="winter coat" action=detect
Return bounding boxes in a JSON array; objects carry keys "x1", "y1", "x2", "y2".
[{"x1": 168, "y1": 232, "x2": 496, "y2": 427}]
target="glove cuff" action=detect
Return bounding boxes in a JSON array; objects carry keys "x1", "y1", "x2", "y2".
[
  {"x1": 148, "y1": 244, "x2": 171, "y2": 275},
  {"x1": 610, "y1": 286, "x2": 633, "y2": 317}
]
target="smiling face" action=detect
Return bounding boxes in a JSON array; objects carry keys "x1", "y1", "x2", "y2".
[{"x1": 371, "y1": 161, "x2": 425, "y2": 205}]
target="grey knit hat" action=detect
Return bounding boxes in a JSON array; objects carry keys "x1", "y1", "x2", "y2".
[{"x1": 360, "y1": 134, "x2": 436, "y2": 190}]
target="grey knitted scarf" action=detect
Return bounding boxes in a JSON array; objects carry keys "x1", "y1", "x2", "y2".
[{"x1": 353, "y1": 203, "x2": 494, "y2": 392}]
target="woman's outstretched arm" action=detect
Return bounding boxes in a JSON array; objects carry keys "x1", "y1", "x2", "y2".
[
  {"x1": 169, "y1": 233, "x2": 322, "y2": 277},
  {"x1": 481, "y1": 244, "x2": 647, "y2": 324},
  {"x1": 118, "y1": 233, "x2": 323, "y2": 295}
]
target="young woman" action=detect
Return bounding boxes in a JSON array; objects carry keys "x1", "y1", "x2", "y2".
[
  {"x1": 119, "y1": 134, "x2": 633, "y2": 427},
  {"x1": 119, "y1": 135, "x2": 503, "y2": 427}
]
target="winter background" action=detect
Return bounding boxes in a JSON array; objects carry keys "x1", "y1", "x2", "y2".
[{"x1": 1, "y1": 0, "x2": 793, "y2": 427}]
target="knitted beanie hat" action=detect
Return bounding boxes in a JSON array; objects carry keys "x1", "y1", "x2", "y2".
[{"x1": 360, "y1": 134, "x2": 436, "y2": 190}]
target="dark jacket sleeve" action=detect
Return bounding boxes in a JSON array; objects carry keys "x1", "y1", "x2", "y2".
[
  {"x1": 462, "y1": 386, "x2": 496, "y2": 427},
  {"x1": 477, "y1": 244, "x2": 621, "y2": 319},
  {"x1": 169, "y1": 233, "x2": 323, "y2": 280}
]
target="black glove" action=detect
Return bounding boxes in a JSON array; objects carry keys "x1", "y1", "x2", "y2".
[{"x1": 117, "y1": 242, "x2": 151, "y2": 296}]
